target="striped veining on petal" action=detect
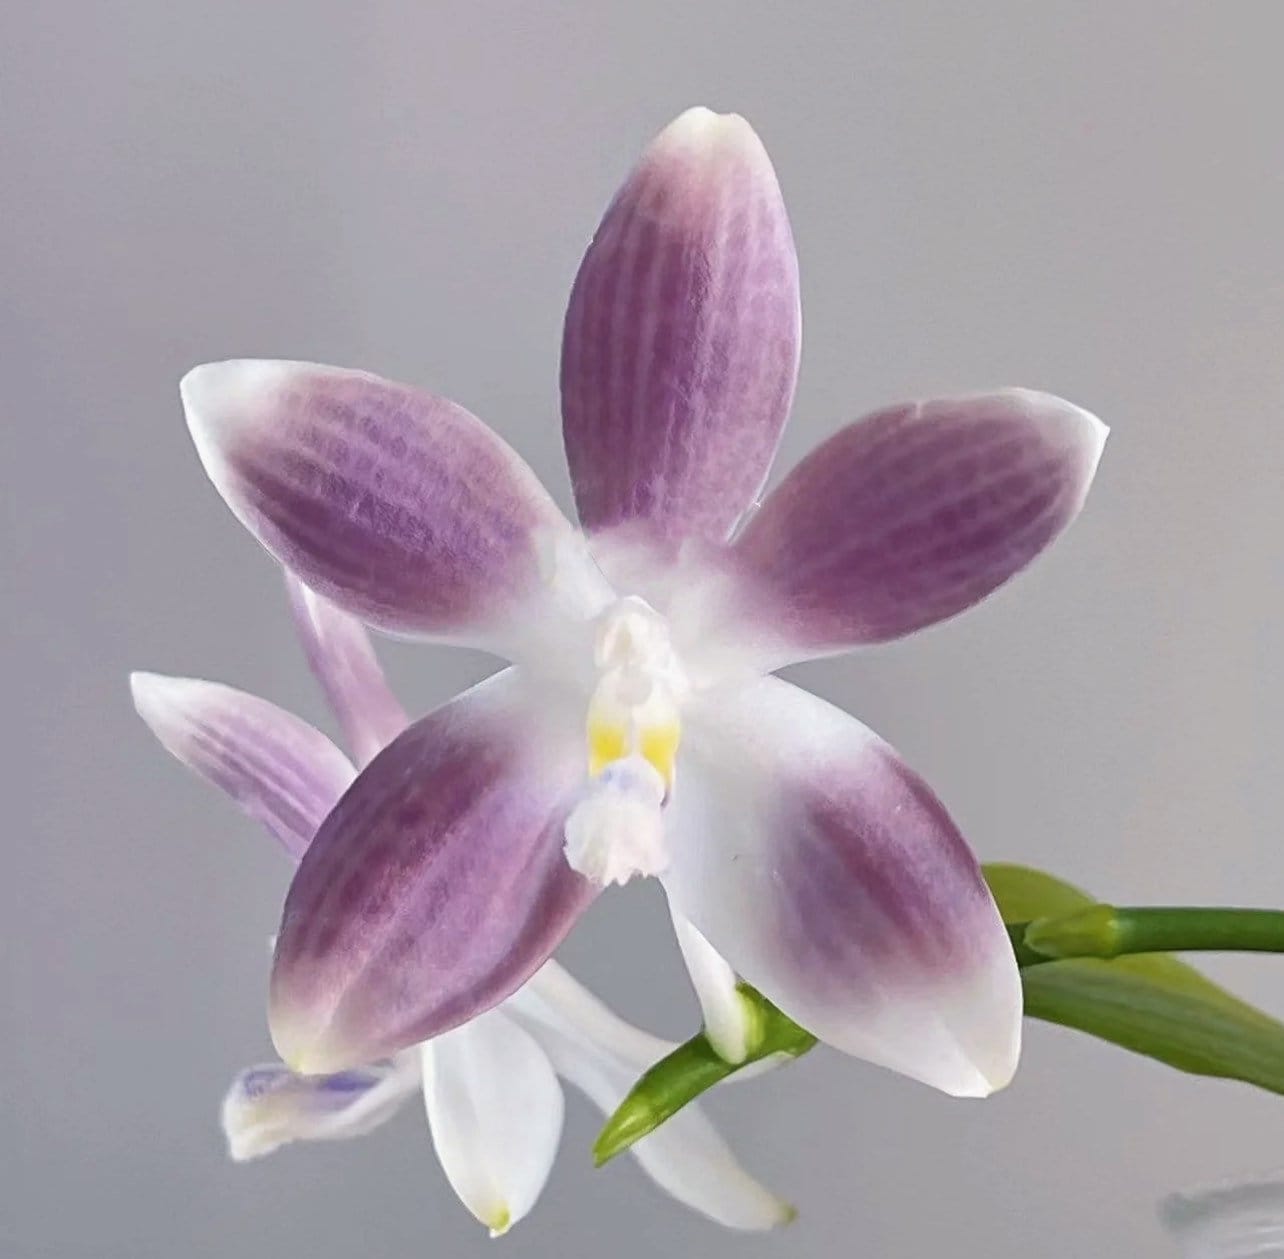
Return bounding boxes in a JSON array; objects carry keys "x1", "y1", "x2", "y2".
[
  {"x1": 269, "y1": 672, "x2": 596, "y2": 1072},
  {"x1": 184, "y1": 361, "x2": 575, "y2": 643},
  {"x1": 130, "y1": 672, "x2": 355, "y2": 859},
  {"x1": 561, "y1": 108, "x2": 801, "y2": 543},
  {"x1": 733, "y1": 390, "x2": 1107, "y2": 658}
]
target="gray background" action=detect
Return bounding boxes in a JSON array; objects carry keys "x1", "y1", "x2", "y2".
[{"x1": 6, "y1": 3, "x2": 1284, "y2": 1256}]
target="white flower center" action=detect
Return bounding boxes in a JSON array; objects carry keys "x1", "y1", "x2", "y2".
[{"x1": 563, "y1": 596, "x2": 687, "y2": 887}]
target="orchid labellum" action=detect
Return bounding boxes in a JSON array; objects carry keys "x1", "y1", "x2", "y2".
[
  {"x1": 132, "y1": 578, "x2": 789, "y2": 1233},
  {"x1": 176, "y1": 107, "x2": 1106, "y2": 1104}
]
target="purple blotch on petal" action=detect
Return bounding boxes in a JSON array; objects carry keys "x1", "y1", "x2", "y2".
[{"x1": 269, "y1": 673, "x2": 596, "y2": 1073}]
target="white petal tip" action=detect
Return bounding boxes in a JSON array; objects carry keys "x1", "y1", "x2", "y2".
[
  {"x1": 941, "y1": 1034, "x2": 1021, "y2": 1099},
  {"x1": 650, "y1": 106, "x2": 769, "y2": 170},
  {"x1": 180, "y1": 358, "x2": 283, "y2": 416},
  {"x1": 224, "y1": 1132, "x2": 274, "y2": 1163},
  {"x1": 128, "y1": 669, "x2": 165, "y2": 709},
  {"x1": 269, "y1": 1007, "x2": 354, "y2": 1079},
  {"x1": 181, "y1": 359, "x2": 326, "y2": 471},
  {"x1": 129, "y1": 670, "x2": 195, "y2": 734},
  {"x1": 481, "y1": 1205, "x2": 512, "y2": 1237},
  {"x1": 707, "y1": 1032, "x2": 750, "y2": 1066},
  {"x1": 1004, "y1": 388, "x2": 1110, "y2": 461}
]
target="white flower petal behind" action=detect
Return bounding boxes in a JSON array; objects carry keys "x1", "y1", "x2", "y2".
[
  {"x1": 422, "y1": 1008, "x2": 564, "y2": 1236},
  {"x1": 510, "y1": 964, "x2": 792, "y2": 1231}
]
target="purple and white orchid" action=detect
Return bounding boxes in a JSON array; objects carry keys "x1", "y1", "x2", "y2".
[
  {"x1": 176, "y1": 107, "x2": 1107, "y2": 1099},
  {"x1": 131, "y1": 577, "x2": 789, "y2": 1234}
]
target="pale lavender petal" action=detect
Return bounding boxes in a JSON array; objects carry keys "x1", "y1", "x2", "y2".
[
  {"x1": 221, "y1": 1054, "x2": 419, "y2": 1161},
  {"x1": 182, "y1": 360, "x2": 598, "y2": 647},
  {"x1": 269, "y1": 670, "x2": 596, "y2": 1074},
  {"x1": 285, "y1": 574, "x2": 407, "y2": 767},
  {"x1": 732, "y1": 390, "x2": 1107, "y2": 661},
  {"x1": 663, "y1": 677, "x2": 1022, "y2": 1097},
  {"x1": 561, "y1": 107, "x2": 801, "y2": 543},
  {"x1": 130, "y1": 672, "x2": 355, "y2": 860}
]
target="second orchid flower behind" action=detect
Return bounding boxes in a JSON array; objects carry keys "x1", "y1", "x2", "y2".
[
  {"x1": 131, "y1": 577, "x2": 790, "y2": 1234},
  {"x1": 180, "y1": 107, "x2": 1107, "y2": 1097}
]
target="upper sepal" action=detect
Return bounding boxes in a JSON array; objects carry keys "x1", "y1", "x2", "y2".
[{"x1": 561, "y1": 107, "x2": 801, "y2": 543}]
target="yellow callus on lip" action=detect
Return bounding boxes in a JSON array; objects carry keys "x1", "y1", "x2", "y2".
[
  {"x1": 639, "y1": 723, "x2": 681, "y2": 789},
  {"x1": 587, "y1": 713, "x2": 681, "y2": 789},
  {"x1": 585, "y1": 594, "x2": 686, "y2": 790}
]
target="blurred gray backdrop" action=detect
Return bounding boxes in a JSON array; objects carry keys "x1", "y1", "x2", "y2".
[{"x1": 6, "y1": 3, "x2": 1284, "y2": 1256}]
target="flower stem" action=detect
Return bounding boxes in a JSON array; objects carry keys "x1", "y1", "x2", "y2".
[
  {"x1": 594, "y1": 905, "x2": 1284, "y2": 1165},
  {"x1": 1018, "y1": 906, "x2": 1284, "y2": 963}
]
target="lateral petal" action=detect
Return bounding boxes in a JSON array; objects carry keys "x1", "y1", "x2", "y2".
[
  {"x1": 269, "y1": 670, "x2": 596, "y2": 1073},
  {"x1": 662, "y1": 677, "x2": 1022, "y2": 1097}
]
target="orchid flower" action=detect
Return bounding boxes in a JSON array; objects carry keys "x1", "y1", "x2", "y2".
[
  {"x1": 130, "y1": 577, "x2": 790, "y2": 1234},
  {"x1": 178, "y1": 106, "x2": 1107, "y2": 1097}
]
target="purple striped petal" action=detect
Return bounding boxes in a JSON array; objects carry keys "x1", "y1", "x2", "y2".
[
  {"x1": 130, "y1": 672, "x2": 355, "y2": 860},
  {"x1": 561, "y1": 107, "x2": 801, "y2": 543},
  {"x1": 732, "y1": 390, "x2": 1107, "y2": 662},
  {"x1": 662, "y1": 677, "x2": 1021, "y2": 1097},
  {"x1": 269, "y1": 670, "x2": 596, "y2": 1074},
  {"x1": 183, "y1": 360, "x2": 592, "y2": 647},
  {"x1": 285, "y1": 574, "x2": 407, "y2": 767}
]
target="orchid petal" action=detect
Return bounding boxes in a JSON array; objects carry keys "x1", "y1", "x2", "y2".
[
  {"x1": 662, "y1": 677, "x2": 1022, "y2": 1098},
  {"x1": 509, "y1": 964, "x2": 792, "y2": 1230},
  {"x1": 130, "y1": 672, "x2": 354, "y2": 860},
  {"x1": 561, "y1": 107, "x2": 801, "y2": 543},
  {"x1": 669, "y1": 907, "x2": 753, "y2": 1064},
  {"x1": 182, "y1": 360, "x2": 608, "y2": 650},
  {"x1": 422, "y1": 1008, "x2": 564, "y2": 1236},
  {"x1": 285, "y1": 574, "x2": 407, "y2": 766},
  {"x1": 732, "y1": 390, "x2": 1107, "y2": 664},
  {"x1": 269, "y1": 669, "x2": 596, "y2": 1074},
  {"x1": 220, "y1": 1055, "x2": 419, "y2": 1161}
]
